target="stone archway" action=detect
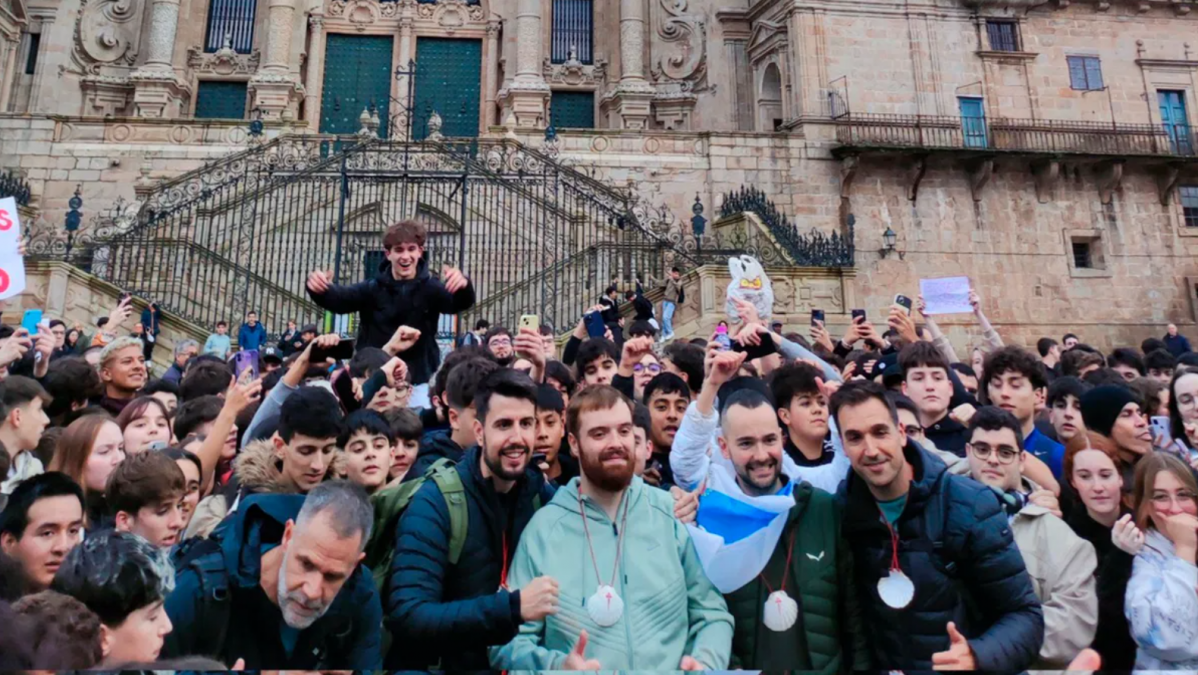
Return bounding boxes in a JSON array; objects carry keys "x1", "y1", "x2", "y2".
[{"x1": 758, "y1": 62, "x2": 783, "y2": 131}]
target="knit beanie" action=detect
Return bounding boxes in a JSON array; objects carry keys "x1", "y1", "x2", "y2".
[{"x1": 1080, "y1": 385, "x2": 1139, "y2": 438}]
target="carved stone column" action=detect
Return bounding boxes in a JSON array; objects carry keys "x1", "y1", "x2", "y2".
[
  {"x1": 250, "y1": 0, "x2": 303, "y2": 120},
  {"x1": 0, "y1": 39, "x2": 17, "y2": 112},
  {"x1": 602, "y1": 0, "x2": 653, "y2": 129},
  {"x1": 303, "y1": 14, "x2": 325, "y2": 132},
  {"x1": 131, "y1": 0, "x2": 189, "y2": 117},
  {"x1": 484, "y1": 20, "x2": 500, "y2": 128},
  {"x1": 497, "y1": 0, "x2": 548, "y2": 127}
]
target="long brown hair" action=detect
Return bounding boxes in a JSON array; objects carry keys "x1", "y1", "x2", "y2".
[
  {"x1": 1132, "y1": 452, "x2": 1198, "y2": 531},
  {"x1": 49, "y1": 413, "x2": 117, "y2": 499}
]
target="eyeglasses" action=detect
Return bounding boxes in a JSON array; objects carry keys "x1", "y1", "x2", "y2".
[
  {"x1": 633, "y1": 363, "x2": 662, "y2": 374},
  {"x1": 489, "y1": 338, "x2": 512, "y2": 347},
  {"x1": 966, "y1": 442, "x2": 1020, "y2": 465},
  {"x1": 1151, "y1": 491, "x2": 1197, "y2": 507}
]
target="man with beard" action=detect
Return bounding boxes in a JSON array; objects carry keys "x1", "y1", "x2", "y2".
[
  {"x1": 832, "y1": 380, "x2": 1043, "y2": 671},
  {"x1": 163, "y1": 481, "x2": 382, "y2": 668},
  {"x1": 491, "y1": 385, "x2": 733, "y2": 671},
  {"x1": 485, "y1": 326, "x2": 515, "y2": 366},
  {"x1": 711, "y1": 388, "x2": 870, "y2": 671},
  {"x1": 386, "y1": 369, "x2": 557, "y2": 670}
]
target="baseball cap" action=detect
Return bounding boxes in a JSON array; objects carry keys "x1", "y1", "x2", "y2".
[
  {"x1": 262, "y1": 346, "x2": 282, "y2": 363},
  {"x1": 301, "y1": 323, "x2": 319, "y2": 335}
]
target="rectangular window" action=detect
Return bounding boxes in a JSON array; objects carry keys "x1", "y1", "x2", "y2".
[
  {"x1": 23, "y1": 33, "x2": 39, "y2": 75},
  {"x1": 551, "y1": 91, "x2": 595, "y2": 129},
  {"x1": 1067, "y1": 56, "x2": 1104, "y2": 91},
  {"x1": 986, "y1": 20, "x2": 1020, "y2": 52},
  {"x1": 1072, "y1": 241, "x2": 1092, "y2": 269},
  {"x1": 194, "y1": 81, "x2": 248, "y2": 119},
  {"x1": 551, "y1": 0, "x2": 593, "y2": 64},
  {"x1": 1182, "y1": 186, "x2": 1198, "y2": 228},
  {"x1": 205, "y1": 0, "x2": 257, "y2": 53}
]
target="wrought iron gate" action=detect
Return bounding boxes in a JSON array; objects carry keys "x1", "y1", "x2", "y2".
[{"x1": 91, "y1": 136, "x2": 676, "y2": 339}]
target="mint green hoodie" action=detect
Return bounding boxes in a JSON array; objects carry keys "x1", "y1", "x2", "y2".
[{"x1": 490, "y1": 476, "x2": 733, "y2": 670}]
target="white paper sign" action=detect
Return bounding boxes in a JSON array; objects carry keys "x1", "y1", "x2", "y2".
[
  {"x1": 920, "y1": 276, "x2": 971, "y2": 315},
  {"x1": 0, "y1": 197, "x2": 25, "y2": 302}
]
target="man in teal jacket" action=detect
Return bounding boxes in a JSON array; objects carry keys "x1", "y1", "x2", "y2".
[{"x1": 491, "y1": 385, "x2": 733, "y2": 671}]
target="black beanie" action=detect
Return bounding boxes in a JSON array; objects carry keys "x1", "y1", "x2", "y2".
[{"x1": 1080, "y1": 385, "x2": 1139, "y2": 438}]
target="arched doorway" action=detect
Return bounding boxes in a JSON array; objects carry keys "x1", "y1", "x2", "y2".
[{"x1": 758, "y1": 62, "x2": 783, "y2": 131}]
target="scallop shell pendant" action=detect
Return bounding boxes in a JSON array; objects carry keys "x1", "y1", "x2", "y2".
[
  {"x1": 762, "y1": 590, "x2": 798, "y2": 632},
  {"x1": 877, "y1": 570, "x2": 915, "y2": 609},
  {"x1": 586, "y1": 584, "x2": 624, "y2": 627}
]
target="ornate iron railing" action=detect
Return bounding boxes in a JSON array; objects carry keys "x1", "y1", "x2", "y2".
[
  {"x1": 718, "y1": 187, "x2": 854, "y2": 267},
  {"x1": 835, "y1": 113, "x2": 1197, "y2": 157},
  {"x1": 0, "y1": 170, "x2": 32, "y2": 206}
]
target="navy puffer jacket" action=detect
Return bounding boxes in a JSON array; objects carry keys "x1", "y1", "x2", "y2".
[
  {"x1": 838, "y1": 442, "x2": 1044, "y2": 671},
  {"x1": 384, "y1": 446, "x2": 555, "y2": 670}
]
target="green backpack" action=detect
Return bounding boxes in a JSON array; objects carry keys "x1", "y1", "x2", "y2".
[{"x1": 365, "y1": 458, "x2": 468, "y2": 596}]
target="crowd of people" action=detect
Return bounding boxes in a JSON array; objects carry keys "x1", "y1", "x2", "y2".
[{"x1": 1, "y1": 218, "x2": 1194, "y2": 671}]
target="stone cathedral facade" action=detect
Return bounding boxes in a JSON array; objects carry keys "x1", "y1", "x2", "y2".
[{"x1": 1, "y1": 0, "x2": 1198, "y2": 351}]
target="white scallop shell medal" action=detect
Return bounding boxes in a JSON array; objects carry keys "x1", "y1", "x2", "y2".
[
  {"x1": 877, "y1": 569, "x2": 915, "y2": 609},
  {"x1": 586, "y1": 584, "x2": 624, "y2": 626},
  {"x1": 762, "y1": 590, "x2": 798, "y2": 632}
]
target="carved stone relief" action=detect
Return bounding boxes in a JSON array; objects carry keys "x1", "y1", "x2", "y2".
[
  {"x1": 187, "y1": 41, "x2": 261, "y2": 76},
  {"x1": 651, "y1": 0, "x2": 709, "y2": 91},
  {"x1": 73, "y1": 0, "x2": 142, "y2": 70},
  {"x1": 543, "y1": 51, "x2": 608, "y2": 87}
]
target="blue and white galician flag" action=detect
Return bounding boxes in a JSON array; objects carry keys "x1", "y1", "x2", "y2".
[{"x1": 687, "y1": 473, "x2": 795, "y2": 594}]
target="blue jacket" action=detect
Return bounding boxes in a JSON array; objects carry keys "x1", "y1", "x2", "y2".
[
  {"x1": 837, "y1": 443, "x2": 1043, "y2": 671},
  {"x1": 140, "y1": 306, "x2": 162, "y2": 336},
  {"x1": 307, "y1": 257, "x2": 475, "y2": 386},
  {"x1": 385, "y1": 446, "x2": 555, "y2": 670},
  {"x1": 162, "y1": 494, "x2": 383, "y2": 669},
  {"x1": 1165, "y1": 333, "x2": 1192, "y2": 357},
  {"x1": 238, "y1": 321, "x2": 268, "y2": 351}
]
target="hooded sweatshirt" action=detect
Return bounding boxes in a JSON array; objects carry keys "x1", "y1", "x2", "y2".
[
  {"x1": 306, "y1": 257, "x2": 475, "y2": 385},
  {"x1": 1126, "y1": 528, "x2": 1198, "y2": 670},
  {"x1": 490, "y1": 476, "x2": 733, "y2": 671}
]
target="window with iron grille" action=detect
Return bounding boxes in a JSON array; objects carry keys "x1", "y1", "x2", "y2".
[
  {"x1": 205, "y1": 0, "x2": 256, "y2": 53},
  {"x1": 1067, "y1": 56, "x2": 1104, "y2": 91},
  {"x1": 551, "y1": 0, "x2": 593, "y2": 64},
  {"x1": 986, "y1": 20, "x2": 1020, "y2": 52},
  {"x1": 1182, "y1": 186, "x2": 1198, "y2": 228},
  {"x1": 194, "y1": 81, "x2": 248, "y2": 119},
  {"x1": 1072, "y1": 241, "x2": 1092, "y2": 269}
]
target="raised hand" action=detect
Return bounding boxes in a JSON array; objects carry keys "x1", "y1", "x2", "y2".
[
  {"x1": 707, "y1": 350, "x2": 747, "y2": 389},
  {"x1": 106, "y1": 296, "x2": 133, "y2": 329},
  {"x1": 931, "y1": 621, "x2": 976, "y2": 671},
  {"x1": 383, "y1": 356, "x2": 409, "y2": 388},
  {"x1": 969, "y1": 288, "x2": 981, "y2": 314},
  {"x1": 815, "y1": 376, "x2": 841, "y2": 401},
  {"x1": 1112, "y1": 513, "x2": 1146, "y2": 555},
  {"x1": 307, "y1": 269, "x2": 332, "y2": 294},
  {"x1": 811, "y1": 321, "x2": 834, "y2": 352},
  {"x1": 224, "y1": 376, "x2": 263, "y2": 415},
  {"x1": 562, "y1": 630, "x2": 602, "y2": 671},
  {"x1": 441, "y1": 265, "x2": 468, "y2": 294},
  {"x1": 386, "y1": 325, "x2": 421, "y2": 354},
  {"x1": 514, "y1": 327, "x2": 546, "y2": 370},
  {"x1": 949, "y1": 403, "x2": 977, "y2": 426},
  {"x1": 888, "y1": 306, "x2": 918, "y2": 345},
  {"x1": 669, "y1": 483, "x2": 701, "y2": 524},
  {"x1": 730, "y1": 296, "x2": 761, "y2": 325}
]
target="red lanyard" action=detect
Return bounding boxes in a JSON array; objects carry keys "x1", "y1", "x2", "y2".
[
  {"x1": 499, "y1": 532, "x2": 511, "y2": 591},
  {"x1": 759, "y1": 530, "x2": 797, "y2": 594},
  {"x1": 879, "y1": 506, "x2": 901, "y2": 572}
]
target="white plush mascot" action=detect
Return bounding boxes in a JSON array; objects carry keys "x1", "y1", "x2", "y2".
[{"x1": 725, "y1": 254, "x2": 774, "y2": 323}]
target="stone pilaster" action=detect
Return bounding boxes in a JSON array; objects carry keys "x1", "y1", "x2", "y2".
[
  {"x1": 496, "y1": 0, "x2": 548, "y2": 128},
  {"x1": 484, "y1": 20, "x2": 500, "y2": 128},
  {"x1": 0, "y1": 39, "x2": 17, "y2": 112},
  {"x1": 304, "y1": 14, "x2": 325, "y2": 132},
  {"x1": 602, "y1": 0, "x2": 654, "y2": 129},
  {"x1": 131, "y1": 0, "x2": 189, "y2": 117},
  {"x1": 250, "y1": 0, "x2": 303, "y2": 120}
]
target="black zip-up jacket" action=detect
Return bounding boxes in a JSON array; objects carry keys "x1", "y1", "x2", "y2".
[
  {"x1": 306, "y1": 257, "x2": 475, "y2": 385},
  {"x1": 838, "y1": 443, "x2": 1043, "y2": 671},
  {"x1": 385, "y1": 446, "x2": 556, "y2": 669}
]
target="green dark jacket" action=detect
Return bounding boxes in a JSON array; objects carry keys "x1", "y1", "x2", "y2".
[{"x1": 724, "y1": 481, "x2": 871, "y2": 672}]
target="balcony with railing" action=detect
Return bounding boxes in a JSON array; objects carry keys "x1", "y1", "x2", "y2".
[{"x1": 834, "y1": 113, "x2": 1197, "y2": 159}]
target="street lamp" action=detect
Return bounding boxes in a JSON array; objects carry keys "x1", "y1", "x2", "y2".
[
  {"x1": 248, "y1": 107, "x2": 264, "y2": 138},
  {"x1": 64, "y1": 185, "x2": 83, "y2": 261},
  {"x1": 879, "y1": 226, "x2": 903, "y2": 260}
]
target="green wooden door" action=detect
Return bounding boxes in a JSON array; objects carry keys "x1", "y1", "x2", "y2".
[
  {"x1": 551, "y1": 91, "x2": 594, "y2": 128},
  {"x1": 195, "y1": 81, "x2": 248, "y2": 119},
  {"x1": 320, "y1": 34, "x2": 394, "y2": 137},
  {"x1": 412, "y1": 37, "x2": 482, "y2": 140}
]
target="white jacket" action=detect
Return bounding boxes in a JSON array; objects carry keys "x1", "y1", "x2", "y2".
[
  {"x1": 669, "y1": 400, "x2": 850, "y2": 496},
  {"x1": 1126, "y1": 528, "x2": 1198, "y2": 670}
]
